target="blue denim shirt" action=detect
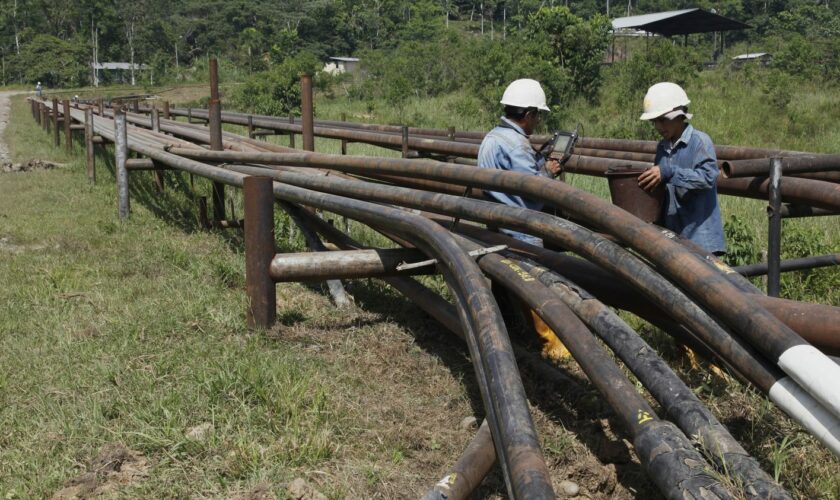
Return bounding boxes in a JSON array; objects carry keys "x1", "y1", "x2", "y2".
[
  {"x1": 478, "y1": 117, "x2": 550, "y2": 246},
  {"x1": 656, "y1": 124, "x2": 726, "y2": 253},
  {"x1": 478, "y1": 117, "x2": 549, "y2": 211}
]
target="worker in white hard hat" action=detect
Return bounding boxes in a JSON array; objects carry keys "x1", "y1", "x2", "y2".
[
  {"x1": 638, "y1": 82, "x2": 725, "y2": 254},
  {"x1": 478, "y1": 78, "x2": 562, "y2": 244},
  {"x1": 478, "y1": 79, "x2": 569, "y2": 361},
  {"x1": 35, "y1": 82, "x2": 43, "y2": 97}
]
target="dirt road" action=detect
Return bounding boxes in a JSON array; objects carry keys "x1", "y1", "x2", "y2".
[{"x1": 0, "y1": 91, "x2": 29, "y2": 163}]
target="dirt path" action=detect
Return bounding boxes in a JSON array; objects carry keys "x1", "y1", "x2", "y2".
[{"x1": 0, "y1": 90, "x2": 30, "y2": 163}]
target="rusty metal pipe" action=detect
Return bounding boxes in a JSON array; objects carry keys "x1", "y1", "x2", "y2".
[
  {"x1": 722, "y1": 155, "x2": 840, "y2": 178},
  {"x1": 780, "y1": 204, "x2": 839, "y2": 218},
  {"x1": 506, "y1": 255, "x2": 790, "y2": 500},
  {"x1": 63, "y1": 100, "x2": 72, "y2": 151},
  {"x1": 269, "y1": 248, "x2": 429, "y2": 281},
  {"x1": 301, "y1": 74, "x2": 315, "y2": 152},
  {"x1": 476, "y1": 250, "x2": 732, "y2": 499},
  {"x1": 114, "y1": 108, "x2": 130, "y2": 220},
  {"x1": 244, "y1": 176, "x2": 277, "y2": 329},
  {"x1": 734, "y1": 253, "x2": 840, "y2": 277},
  {"x1": 84, "y1": 108, "x2": 96, "y2": 183}
]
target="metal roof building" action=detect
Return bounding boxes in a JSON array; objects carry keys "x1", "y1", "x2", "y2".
[{"x1": 612, "y1": 8, "x2": 750, "y2": 37}]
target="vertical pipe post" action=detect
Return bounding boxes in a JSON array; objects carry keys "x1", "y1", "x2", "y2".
[
  {"x1": 288, "y1": 114, "x2": 296, "y2": 148},
  {"x1": 84, "y1": 108, "x2": 96, "y2": 184},
  {"x1": 247, "y1": 115, "x2": 254, "y2": 139},
  {"x1": 97, "y1": 98, "x2": 104, "y2": 116},
  {"x1": 63, "y1": 99, "x2": 72, "y2": 151},
  {"x1": 767, "y1": 157, "x2": 783, "y2": 297},
  {"x1": 163, "y1": 100, "x2": 170, "y2": 120},
  {"x1": 208, "y1": 57, "x2": 226, "y2": 224},
  {"x1": 39, "y1": 103, "x2": 46, "y2": 129},
  {"x1": 340, "y1": 112, "x2": 348, "y2": 155},
  {"x1": 114, "y1": 107, "x2": 130, "y2": 220},
  {"x1": 187, "y1": 107, "x2": 193, "y2": 123},
  {"x1": 401, "y1": 125, "x2": 409, "y2": 158},
  {"x1": 244, "y1": 176, "x2": 276, "y2": 329},
  {"x1": 43, "y1": 103, "x2": 49, "y2": 131},
  {"x1": 301, "y1": 74, "x2": 314, "y2": 152},
  {"x1": 33, "y1": 101, "x2": 39, "y2": 124},
  {"x1": 131, "y1": 99, "x2": 139, "y2": 113},
  {"x1": 52, "y1": 98, "x2": 59, "y2": 145},
  {"x1": 151, "y1": 106, "x2": 160, "y2": 133},
  {"x1": 150, "y1": 107, "x2": 164, "y2": 192},
  {"x1": 448, "y1": 126, "x2": 456, "y2": 140}
]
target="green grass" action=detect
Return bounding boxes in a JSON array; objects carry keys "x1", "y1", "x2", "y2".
[{"x1": 0, "y1": 97, "x2": 340, "y2": 497}]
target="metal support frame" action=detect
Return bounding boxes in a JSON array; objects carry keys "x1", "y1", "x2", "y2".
[
  {"x1": 84, "y1": 108, "x2": 96, "y2": 183},
  {"x1": 163, "y1": 100, "x2": 170, "y2": 120},
  {"x1": 340, "y1": 113, "x2": 348, "y2": 155},
  {"x1": 247, "y1": 115, "x2": 254, "y2": 139},
  {"x1": 63, "y1": 100, "x2": 72, "y2": 151},
  {"x1": 401, "y1": 125, "x2": 409, "y2": 158},
  {"x1": 301, "y1": 74, "x2": 314, "y2": 152},
  {"x1": 209, "y1": 58, "x2": 226, "y2": 224},
  {"x1": 244, "y1": 176, "x2": 277, "y2": 329},
  {"x1": 52, "y1": 98, "x2": 59, "y2": 144},
  {"x1": 767, "y1": 157, "x2": 783, "y2": 297},
  {"x1": 288, "y1": 114, "x2": 296, "y2": 148},
  {"x1": 114, "y1": 107, "x2": 130, "y2": 220}
]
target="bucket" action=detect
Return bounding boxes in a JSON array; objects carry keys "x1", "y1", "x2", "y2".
[{"x1": 605, "y1": 165, "x2": 664, "y2": 224}]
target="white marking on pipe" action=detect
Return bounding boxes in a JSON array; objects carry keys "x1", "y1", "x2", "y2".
[
  {"x1": 778, "y1": 344, "x2": 840, "y2": 419},
  {"x1": 769, "y1": 377, "x2": 840, "y2": 457},
  {"x1": 397, "y1": 245, "x2": 507, "y2": 271}
]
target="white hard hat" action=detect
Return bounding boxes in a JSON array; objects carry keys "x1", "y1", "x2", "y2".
[
  {"x1": 37, "y1": 81, "x2": 41, "y2": 85},
  {"x1": 640, "y1": 82, "x2": 691, "y2": 120},
  {"x1": 500, "y1": 79, "x2": 550, "y2": 112}
]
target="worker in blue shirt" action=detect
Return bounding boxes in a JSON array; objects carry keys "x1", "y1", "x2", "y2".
[
  {"x1": 478, "y1": 79, "x2": 562, "y2": 246},
  {"x1": 638, "y1": 82, "x2": 726, "y2": 255},
  {"x1": 478, "y1": 79, "x2": 568, "y2": 360}
]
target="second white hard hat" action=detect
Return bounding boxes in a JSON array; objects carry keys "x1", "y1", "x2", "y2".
[
  {"x1": 500, "y1": 79, "x2": 550, "y2": 112},
  {"x1": 640, "y1": 82, "x2": 691, "y2": 120}
]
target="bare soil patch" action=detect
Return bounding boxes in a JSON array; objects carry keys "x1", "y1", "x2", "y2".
[{"x1": 52, "y1": 444, "x2": 149, "y2": 499}]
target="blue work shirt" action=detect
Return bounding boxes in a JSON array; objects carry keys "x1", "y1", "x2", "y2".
[
  {"x1": 656, "y1": 124, "x2": 726, "y2": 254},
  {"x1": 478, "y1": 117, "x2": 550, "y2": 246}
]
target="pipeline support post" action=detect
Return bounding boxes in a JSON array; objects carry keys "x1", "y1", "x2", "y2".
[
  {"x1": 401, "y1": 126, "x2": 409, "y2": 158},
  {"x1": 114, "y1": 107, "x2": 130, "y2": 220},
  {"x1": 151, "y1": 107, "x2": 160, "y2": 133},
  {"x1": 301, "y1": 74, "x2": 315, "y2": 152},
  {"x1": 288, "y1": 114, "x2": 296, "y2": 148},
  {"x1": 97, "y1": 98, "x2": 104, "y2": 116},
  {"x1": 208, "y1": 58, "x2": 226, "y2": 224},
  {"x1": 84, "y1": 108, "x2": 96, "y2": 184},
  {"x1": 150, "y1": 107, "x2": 164, "y2": 191},
  {"x1": 63, "y1": 100, "x2": 72, "y2": 151},
  {"x1": 163, "y1": 100, "x2": 170, "y2": 120},
  {"x1": 340, "y1": 113, "x2": 348, "y2": 155},
  {"x1": 52, "y1": 98, "x2": 59, "y2": 143},
  {"x1": 40, "y1": 102, "x2": 47, "y2": 130},
  {"x1": 244, "y1": 176, "x2": 277, "y2": 329},
  {"x1": 767, "y1": 157, "x2": 783, "y2": 297},
  {"x1": 247, "y1": 115, "x2": 254, "y2": 139}
]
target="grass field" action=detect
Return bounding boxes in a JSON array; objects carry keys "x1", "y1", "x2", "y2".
[{"x1": 1, "y1": 82, "x2": 839, "y2": 498}]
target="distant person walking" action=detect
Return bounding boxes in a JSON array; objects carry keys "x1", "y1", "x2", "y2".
[
  {"x1": 637, "y1": 82, "x2": 725, "y2": 255},
  {"x1": 35, "y1": 82, "x2": 43, "y2": 97}
]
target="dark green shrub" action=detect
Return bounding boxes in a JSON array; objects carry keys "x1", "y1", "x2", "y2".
[{"x1": 230, "y1": 52, "x2": 321, "y2": 116}]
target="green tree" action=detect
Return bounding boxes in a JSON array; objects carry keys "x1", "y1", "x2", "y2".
[{"x1": 9, "y1": 34, "x2": 87, "y2": 86}]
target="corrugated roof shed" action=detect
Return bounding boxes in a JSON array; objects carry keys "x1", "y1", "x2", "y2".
[{"x1": 612, "y1": 8, "x2": 750, "y2": 36}]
